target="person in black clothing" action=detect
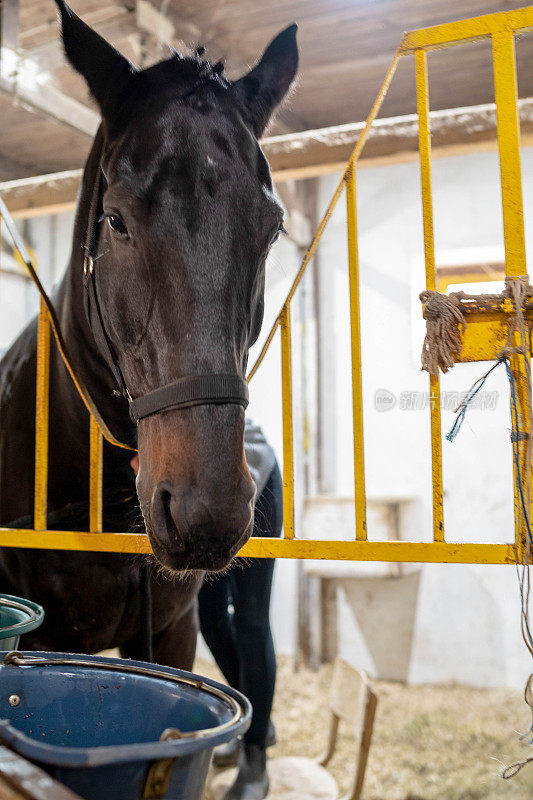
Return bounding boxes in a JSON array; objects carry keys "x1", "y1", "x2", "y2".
[{"x1": 199, "y1": 424, "x2": 282, "y2": 800}]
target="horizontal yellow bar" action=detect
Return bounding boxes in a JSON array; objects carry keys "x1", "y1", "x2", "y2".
[
  {"x1": 457, "y1": 309, "x2": 533, "y2": 362},
  {"x1": 0, "y1": 528, "x2": 520, "y2": 564},
  {"x1": 0, "y1": 529, "x2": 152, "y2": 554},
  {"x1": 241, "y1": 539, "x2": 518, "y2": 565},
  {"x1": 400, "y1": 6, "x2": 533, "y2": 53}
]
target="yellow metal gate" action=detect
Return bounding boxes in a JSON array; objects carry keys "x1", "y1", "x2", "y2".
[{"x1": 1, "y1": 6, "x2": 533, "y2": 565}]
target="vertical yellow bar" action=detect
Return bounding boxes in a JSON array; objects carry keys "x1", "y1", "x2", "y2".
[
  {"x1": 89, "y1": 416, "x2": 103, "y2": 533},
  {"x1": 492, "y1": 30, "x2": 526, "y2": 279},
  {"x1": 416, "y1": 49, "x2": 444, "y2": 543},
  {"x1": 493, "y1": 30, "x2": 529, "y2": 559},
  {"x1": 345, "y1": 168, "x2": 367, "y2": 541},
  {"x1": 280, "y1": 304, "x2": 294, "y2": 539},
  {"x1": 34, "y1": 298, "x2": 50, "y2": 530},
  {"x1": 509, "y1": 325, "x2": 530, "y2": 560}
]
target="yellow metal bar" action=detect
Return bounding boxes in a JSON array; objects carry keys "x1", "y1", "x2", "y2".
[
  {"x1": 416, "y1": 49, "x2": 444, "y2": 543},
  {"x1": 0, "y1": 528, "x2": 520, "y2": 564},
  {"x1": 240, "y1": 538, "x2": 519, "y2": 565},
  {"x1": 34, "y1": 299, "x2": 50, "y2": 531},
  {"x1": 416, "y1": 49, "x2": 436, "y2": 287},
  {"x1": 459, "y1": 311, "x2": 529, "y2": 362},
  {"x1": 509, "y1": 343, "x2": 530, "y2": 559},
  {"x1": 345, "y1": 168, "x2": 366, "y2": 541},
  {"x1": 280, "y1": 304, "x2": 294, "y2": 539},
  {"x1": 247, "y1": 176, "x2": 346, "y2": 382},
  {"x1": 89, "y1": 416, "x2": 103, "y2": 533},
  {"x1": 0, "y1": 528, "x2": 152, "y2": 554},
  {"x1": 401, "y1": 6, "x2": 533, "y2": 53},
  {"x1": 247, "y1": 50, "x2": 401, "y2": 383},
  {"x1": 492, "y1": 29, "x2": 530, "y2": 557},
  {"x1": 493, "y1": 31, "x2": 526, "y2": 279},
  {"x1": 347, "y1": 51, "x2": 401, "y2": 169}
]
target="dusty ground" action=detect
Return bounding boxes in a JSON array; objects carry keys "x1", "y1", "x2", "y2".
[{"x1": 196, "y1": 656, "x2": 533, "y2": 800}]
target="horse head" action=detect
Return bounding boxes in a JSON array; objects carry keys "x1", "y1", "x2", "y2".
[{"x1": 55, "y1": 1, "x2": 298, "y2": 571}]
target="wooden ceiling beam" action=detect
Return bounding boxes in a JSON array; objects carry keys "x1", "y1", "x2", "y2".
[
  {"x1": 22, "y1": 10, "x2": 137, "y2": 70},
  {"x1": 0, "y1": 47, "x2": 98, "y2": 136},
  {"x1": 4, "y1": 97, "x2": 533, "y2": 216},
  {"x1": 267, "y1": 97, "x2": 533, "y2": 181},
  {"x1": 1, "y1": 0, "x2": 98, "y2": 139},
  {"x1": 0, "y1": 168, "x2": 82, "y2": 218},
  {"x1": 0, "y1": 73, "x2": 98, "y2": 137}
]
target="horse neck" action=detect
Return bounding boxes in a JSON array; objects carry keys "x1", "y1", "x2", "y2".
[{"x1": 56, "y1": 126, "x2": 135, "y2": 448}]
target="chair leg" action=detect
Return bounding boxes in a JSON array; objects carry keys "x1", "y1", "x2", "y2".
[
  {"x1": 342, "y1": 687, "x2": 378, "y2": 800},
  {"x1": 317, "y1": 713, "x2": 340, "y2": 768}
]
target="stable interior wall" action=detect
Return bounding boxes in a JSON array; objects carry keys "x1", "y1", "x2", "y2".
[{"x1": 310, "y1": 146, "x2": 533, "y2": 688}]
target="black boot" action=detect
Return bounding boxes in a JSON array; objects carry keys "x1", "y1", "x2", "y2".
[
  {"x1": 222, "y1": 744, "x2": 269, "y2": 800},
  {"x1": 214, "y1": 721, "x2": 276, "y2": 769}
]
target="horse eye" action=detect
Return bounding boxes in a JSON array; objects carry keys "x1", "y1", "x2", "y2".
[
  {"x1": 269, "y1": 224, "x2": 286, "y2": 249},
  {"x1": 107, "y1": 215, "x2": 128, "y2": 236}
]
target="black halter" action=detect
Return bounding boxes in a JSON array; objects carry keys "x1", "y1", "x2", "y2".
[{"x1": 82, "y1": 160, "x2": 249, "y2": 424}]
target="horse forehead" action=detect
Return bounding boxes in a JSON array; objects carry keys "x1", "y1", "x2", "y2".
[{"x1": 115, "y1": 102, "x2": 261, "y2": 189}]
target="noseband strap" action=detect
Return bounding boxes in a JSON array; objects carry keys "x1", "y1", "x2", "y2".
[
  {"x1": 129, "y1": 374, "x2": 249, "y2": 422},
  {"x1": 83, "y1": 149, "x2": 249, "y2": 428}
]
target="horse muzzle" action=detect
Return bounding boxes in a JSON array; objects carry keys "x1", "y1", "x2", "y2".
[{"x1": 144, "y1": 478, "x2": 255, "y2": 572}]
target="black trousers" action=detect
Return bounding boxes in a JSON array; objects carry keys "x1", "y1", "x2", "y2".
[{"x1": 198, "y1": 463, "x2": 283, "y2": 747}]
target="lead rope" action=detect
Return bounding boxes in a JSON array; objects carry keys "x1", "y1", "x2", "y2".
[{"x1": 0, "y1": 194, "x2": 135, "y2": 451}]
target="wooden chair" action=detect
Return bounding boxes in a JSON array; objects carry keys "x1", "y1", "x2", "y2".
[
  {"x1": 317, "y1": 657, "x2": 378, "y2": 800},
  {"x1": 209, "y1": 658, "x2": 378, "y2": 800}
]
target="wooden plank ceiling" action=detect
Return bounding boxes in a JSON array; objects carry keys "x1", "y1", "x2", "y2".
[{"x1": 2, "y1": 0, "x2": 533, "y2": 180}]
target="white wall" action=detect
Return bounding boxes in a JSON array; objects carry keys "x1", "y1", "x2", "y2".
[
  {"x1": 311, "y1": 148, "x2": 533, "y2": 687},
  {"x1": 0, "y1": 211, "x2": 75, "y2": 351}
]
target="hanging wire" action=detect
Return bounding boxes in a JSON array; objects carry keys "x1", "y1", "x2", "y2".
[
  {"x1": 445, "y1": 358, "x2": 533, "y2": 656},
  {"x1": 446, "y1": 355, "x2": 533, "y2": 779},
  {"x1": 446, "y1": 359, "x2": 504, "y2": 442},
  {"x1": 506, "y1": 361, "x2": 533, "y2": 657}
]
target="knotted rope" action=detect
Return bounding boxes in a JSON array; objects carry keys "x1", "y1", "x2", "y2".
[
  {"x1": 499, "y1": 275, "x2": 533, "y2": 363},
  {"x1": 420, "y1": 276, "x2": 533, "y2": 375},
  {"x1": 420, "y1": 290, "x2": 466, "y2": 374}
]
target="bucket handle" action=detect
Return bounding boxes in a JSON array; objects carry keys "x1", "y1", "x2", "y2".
[{"x1": 143, "y1": 729, "x2": 185, "y2": 799}]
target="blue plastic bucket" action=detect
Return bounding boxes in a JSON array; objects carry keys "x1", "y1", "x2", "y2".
[
  {"x1": 0, "y1": 595, "x2": 44, "y2": 650},
  {"x1": 0, "y1": 651, "x2": 251, "y2": 800}
]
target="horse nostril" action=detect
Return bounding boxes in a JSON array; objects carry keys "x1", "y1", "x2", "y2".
[
  {"x1": 150, "y1": 482, "x2": 182, "y2": 547},
  {"x1": 160, "y1": 489, "x2": 175, "y2": 535},
  {"x1": 148, "y1": 477, "x2": 254, "y2": 567}
]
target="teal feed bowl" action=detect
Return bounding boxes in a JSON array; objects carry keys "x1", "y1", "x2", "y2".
[{"x1": 0, "y1": 594, "x2": 44, "y2": 650}]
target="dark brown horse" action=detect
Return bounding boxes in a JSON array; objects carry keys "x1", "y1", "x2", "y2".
[{"x1": 0, "y1": 1, "x2": 297, "y2": 668}]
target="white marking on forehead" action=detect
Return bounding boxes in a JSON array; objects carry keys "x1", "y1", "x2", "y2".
[{"x1": 206, "y1": 155, "x2": 217, "y2": 168}]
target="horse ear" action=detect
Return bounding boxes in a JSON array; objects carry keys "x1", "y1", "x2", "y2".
[
  {"x1": 231, "y1": 24, "x2": 298, "y2": 138},
  {"x1": 54, "y1": 0, "x2": 135, "y2": 119}
]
